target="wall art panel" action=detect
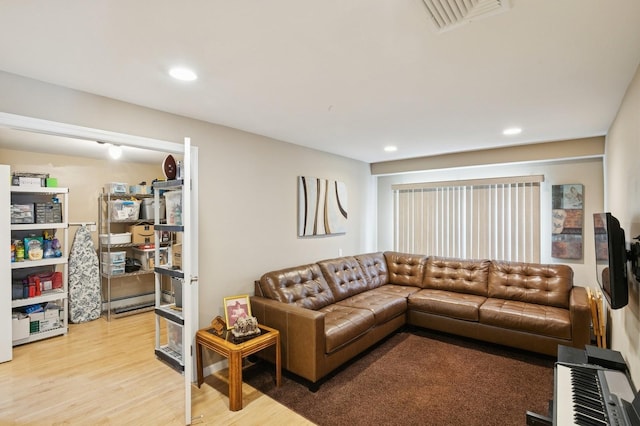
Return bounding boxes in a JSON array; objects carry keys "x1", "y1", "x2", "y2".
[
  {"x1": 552, "y1": 184, "x2": 584, "y2": 259},
  {"x1": 298, "y1": 176, "x2": 347, "y2": 237}
]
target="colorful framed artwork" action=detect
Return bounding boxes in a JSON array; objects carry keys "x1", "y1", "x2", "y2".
[{"x1": 551, "y1": 184, "x2": 584, "y2": 259}]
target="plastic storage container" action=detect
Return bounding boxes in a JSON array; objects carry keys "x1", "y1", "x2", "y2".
[
  {"x1": 164, "y1": 191, "x2": 182, "y2": 225},
  {"x1": 109, "y1": 199, "x2": 141, "y2": 221},
  {"x1": 132, "y1": 246, "x2": 169, "y2": 270},
  {"x1": 102, "y1": 263, "x2": 125, "y2": 276},
  {"x1": 140, "y1": 198, "x2": 165, "y2": 220},
  {"x1": 104, "y1": 182, "x2": 128, "y2": 194},
  {"x1": 99, "y1": 232, "x2": 132, "y2": 245},
  {"x1": 165, "y1": 319, "x2": 182, "y2": 354},
  {"x1": 101, "y1": 251, "x2": 126, "y2": 264}
]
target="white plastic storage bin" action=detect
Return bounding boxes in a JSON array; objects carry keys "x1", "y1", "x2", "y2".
[
  {"x1": 104, "y1": 182, "x2": 128, "y2": 194},
  {"x1": 101, "y1": 251, "x2": 126, "y2": 264},
  {"x1": 109, "y1": 199, "x2": 141, "y2": 221},
  {"x1": 164, "y1": 319, "x2": 183, "y2": 354},
  {"x1": 164, "y1": 191, "x2": 182, "y2": 225},
  {"x1": 99, "y1": 232, "x2": 132, "y2": 245},
  {"x1": 102, "y1": 263, "x2": 125, "y2": 276},
  {"x1": 132, "y1": 246, "x2": 169, "y2": 270},
  {"x1": 140, "y1": 198, "x2": 166, "y2": 220}
]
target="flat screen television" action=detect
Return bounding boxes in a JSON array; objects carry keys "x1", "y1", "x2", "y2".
[{"x1": 593, "y1": 212, "x2": 629, "y2": 309}]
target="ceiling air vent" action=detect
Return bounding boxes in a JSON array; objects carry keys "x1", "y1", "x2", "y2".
[{"x1": 422, "y1": 0, "x2": 511, "y2": 33}]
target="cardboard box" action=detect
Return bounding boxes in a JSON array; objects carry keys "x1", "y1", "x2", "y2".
[
  {"x1": 129, "y1": 224, "x2": 154, "y2": 244},
  {"x1": 12, "y1": 316, "x2": 30, "y2": 341},
  {"x1": 29, "y1": 312, "x2": 45, "y2": 322},
  {"x1": 39, "y1": 318, "x2": 59, "y2": 331},
  {"x1": 44, "y1": 309, "x2": 60, "y2": 320},
  {"x1": 172, "y1": 243, "x2": 182, "y2": 269}
]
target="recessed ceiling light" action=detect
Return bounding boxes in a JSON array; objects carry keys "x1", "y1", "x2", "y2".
[
  {"x1": 169, "y1": 67, "x2": 198, "y2": 82},
  {"x1": 384, "y1": 145, "x2": 398, "y2": 152},
  {"x1": 503, "y1": 127, "x2": 522, "y2": 136}
]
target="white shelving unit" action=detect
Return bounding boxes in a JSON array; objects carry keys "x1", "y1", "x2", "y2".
[
  {"x1": 153, "y1": 179, "x2": 185, "y2": 373},
  {"x1": 10, "y1": 186, "x2": 69, "y2": 345}
]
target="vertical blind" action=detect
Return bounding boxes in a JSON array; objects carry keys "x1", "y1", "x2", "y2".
[{"x1": 392, "y1": 175, "x2": 543, "y2": 263}]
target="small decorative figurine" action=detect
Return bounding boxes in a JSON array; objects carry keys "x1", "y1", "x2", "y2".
[
  {"x1": 232, "y1": 316, "x2": 261, "y2": 338},
  {"x1": 210, "y1": 316, "x2": 226, "y2": 335}
]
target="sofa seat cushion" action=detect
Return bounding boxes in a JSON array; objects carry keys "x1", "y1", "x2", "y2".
[
  {"x1": 479, "y1": 298, "x2": 571, "y2": 339},
  {"x1": 369, "y1": 284, "x2": 420, "y2": 298},
  {"x1": 336, "y1": 291, "x2": 407, "y2": 325},
  {"x1": 319, "y1": 305, "x2": 376, "y2": 353},
  {"x1": 409, "y1": 289, "x2": 486, "y2": 321}
]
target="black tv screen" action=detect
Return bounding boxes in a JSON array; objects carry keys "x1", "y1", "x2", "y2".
[{"x1": 593, "y1": 212, "x2": 629, "y2": 309}]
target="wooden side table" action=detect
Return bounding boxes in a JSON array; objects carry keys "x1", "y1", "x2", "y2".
[{"x1": 195, "y1": 323, "x2": 281, "y2": 411}]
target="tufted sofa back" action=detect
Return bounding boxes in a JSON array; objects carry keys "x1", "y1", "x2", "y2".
[
  {"x1": 488, "y1": 260, "x2": 573, "y2": 309},
  {"x1": 384, "y1": 251, "x2": 427, "y2": 287},
  {"x1": 423, "y1": 257, "x2": 490, "y2": 295},
  {"x1": 318, "y1": 256, "x2": 370, "y2": 302},
  {"x1": 355, "y1": 252, "x2": 389, "y2": 289},
  {"x1": 259, "y1": 263, "x2": 336, "y2": 310}
]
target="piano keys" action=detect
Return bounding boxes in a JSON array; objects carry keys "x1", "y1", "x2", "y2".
[{"x1": 554, "y1": 363, "x2": 639, "y2": 425}]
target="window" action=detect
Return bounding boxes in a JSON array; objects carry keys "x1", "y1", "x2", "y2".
[{"x1": 392, "y1": 175, "x2": 543, "y2": 262}]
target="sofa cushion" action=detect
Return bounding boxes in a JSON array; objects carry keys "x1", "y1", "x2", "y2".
[
  {"x1": 355, "y1": 252, "x2": 389, "y2": 289},
  {"x1": 336, "y1": 291, "x2": 407, "y2": 325},
  {"x1": 423, "y1": 257, "x2": 490, "y2": 295},
  {"x1": 479, "y1": 298, "x2": 571, "y2": 340},
  {"x1": 409, "y1": 289, "x2": 486, "y2": 321},
  {"x1": 384, "y1": 251, "x2": 427, "y2": 287},
  {"x1": 488, "y1": 261, "x2": 573, "y2": 309},
  {"x1": 318, "y1": 304, "x2": 376, "y2": 353},
  {"x1": 369, "y1": 284, "x2": 421, "y2": 298},
  {"x1": 318, "y1": 256, "x2": 369, "y2": 302},
  {"x1": 259, "y1": 263, "x2": 335, "y2": 310}
]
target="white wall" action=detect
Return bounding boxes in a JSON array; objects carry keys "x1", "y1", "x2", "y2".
[
  {"x1": 0, "y1": 71, "x2": 376, "y2": 329},
  {"x1": 605, "y1": 64, "x2": 640, "y2": 385},
  {"x1": 377, "y1": 157, "x2": 605, "y2": 288}
]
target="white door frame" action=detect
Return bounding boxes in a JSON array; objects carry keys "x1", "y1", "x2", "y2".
[{"x1": 0, "y1": 112, "x2": 198, "y2": 425}]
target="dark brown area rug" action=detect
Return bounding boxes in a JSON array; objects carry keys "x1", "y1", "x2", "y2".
[{"x1": 244, "y1": 327, "x2": 555, "y2": 426}]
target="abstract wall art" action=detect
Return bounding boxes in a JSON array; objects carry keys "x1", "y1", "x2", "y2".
[
  {"x1": 551, "y1": 184, "x2": 584, "y2": 259},
  {"x1": 298, "y1": 176, "x2": 348, "y2": 237}
]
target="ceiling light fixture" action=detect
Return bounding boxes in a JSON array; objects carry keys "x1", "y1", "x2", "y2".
[
  {"x1": 108, "y1": 144, "x2": 122, "y2": 160},
  {"x1": 169, "y1": 67, "x2": 198, "y2": 82},
  {"x1": 384, "y1": 145, "x2": 398, "y2": 152},
  {"x1": 502, "y1": 127, "x2": 522, "y2": 136}
]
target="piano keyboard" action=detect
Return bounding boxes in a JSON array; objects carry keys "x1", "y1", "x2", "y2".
[{"x1": 555, "y1": 363, "x2": 636, "y2": 426}]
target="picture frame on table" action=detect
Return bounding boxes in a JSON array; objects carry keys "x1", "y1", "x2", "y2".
[{"x1": 223, "y1": 294, "x2": 252, "y2": 330}]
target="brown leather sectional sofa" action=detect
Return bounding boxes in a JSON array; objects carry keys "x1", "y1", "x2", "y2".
[{"x1": 250, "y1": 251, "x2": 591, "y2": 385}]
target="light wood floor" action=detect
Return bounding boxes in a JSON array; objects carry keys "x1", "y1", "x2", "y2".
[{"x1": 0, "y1": 312, "x2": 314, "y2": 425}]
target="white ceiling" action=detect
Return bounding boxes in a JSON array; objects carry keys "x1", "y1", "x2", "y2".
[{"x1": 0, "y1": 0, "x2": 639, "y2": 164}]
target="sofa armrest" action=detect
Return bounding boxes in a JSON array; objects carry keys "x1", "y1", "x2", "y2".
[
  {"x1": 569, "y1": 286, "x2": 591, "y2": 349},
  {"x1": 250, "y1": 296, "x2": 325, "y2": 382}
]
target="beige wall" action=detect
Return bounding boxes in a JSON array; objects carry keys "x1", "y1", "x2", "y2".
[
  {"x1": 0, "y1": 71, "x2": 376, "y2": 330},
  {"x1": 376, "y1": 154, "x2": 605, "y2": 288},
  {"x1": 605, "y1": 64, "x2": 640, "y2": 385}
]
